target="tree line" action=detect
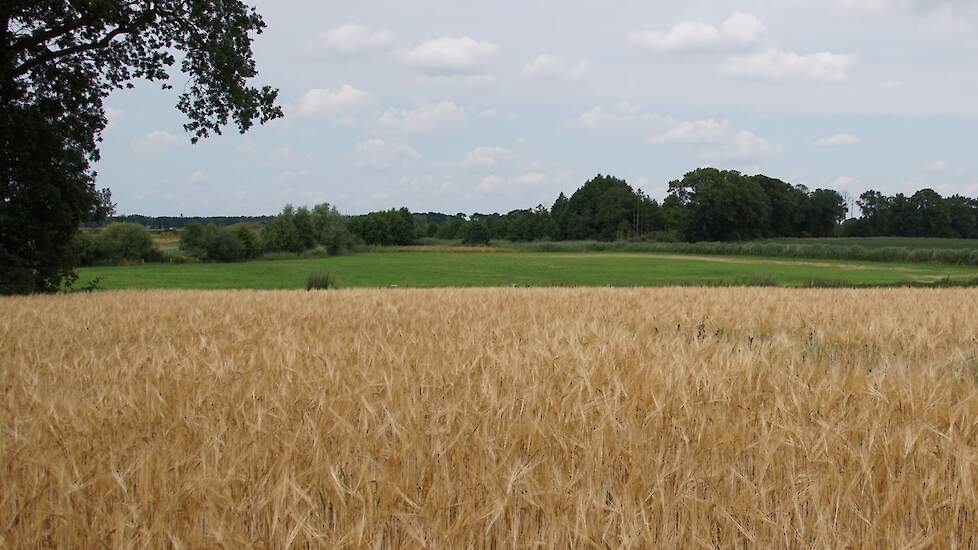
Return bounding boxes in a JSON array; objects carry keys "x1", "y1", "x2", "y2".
[
  {"x1": 410, "y1": 170, "x2": 850, "y2": 244},
  {"x1": 75, "y1": 168, "x2": 978, "y2": 267},
  {"x1": 843, "y1": 189, "x2": 978, "y2": 239},
  {"x1": 89, "y1": 214, "x2": 276, "y2": 230}
]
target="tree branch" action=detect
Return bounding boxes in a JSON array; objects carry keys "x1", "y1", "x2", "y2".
[
  {"x1": 11, "y1": 11, "x2": 154, "y2": 79},
  {"x1": 9, "y1": 15, "x2": 98, "y2": 56}
]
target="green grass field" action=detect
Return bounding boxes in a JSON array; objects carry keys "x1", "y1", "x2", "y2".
[
  {"x1": 76, "y1": 250, "x2": 978, "y2": 290},
  {"x1": 765, "y1": 237, "x2": 978, "y2": 250}
]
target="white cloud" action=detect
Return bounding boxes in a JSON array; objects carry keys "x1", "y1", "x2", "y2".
[
  {"x1": 702, "y1": 130, "x2": 782, "y2": 161},
  {"x1": 377, "y1": 101, "x2": 465, "y2": 134},
  {"x1": 577, "y1": 103, "x2": 669, "y2": 130},
  {"x1": 628, "y1": 12, "x2": 766, "y2": 53},
  {"x1": 720, "y1": 12, "x2": 769, "y2": 44},
  {"x1": 513, "y1": 171, "x2": 549, "y2": 186},
  {"x1": 352, "y1": 139, "x2": 422, "y2": 168},
  {"x1": 925, "y1": 160, "x2": 948, "y2": 172},
  {"x1": 310, "y1": 24, "x2": 395, "y2": 56},
  {"x1": 400, "y1": 36, "x2": 500, "y2": 74},
  {"x1": 427, "y1": 74, "x2": 496, "y2": 89},
  {"x1": 815, "y1": 133, "x2": 861, "y2": 146},
  {"x1": 522, "y1": 54, "x2": 589, "y2": 81},
  {"x1": 881, "y1": 80, "x2": 906, "y2": 90},
  {"x1": 295, "y1": 85, "x2": 373, "y2": 120},
  {"x1": 131, "y1": 130, "x2": 181, "y2": 153},
  {"x1": 650, "y1": 119, "x2": 729, "y2": 144},
  {"x1": 477, "y1": 172, "x2": 549, "y2": 193},
  {"x1": 463, "y1": 146, "x2": 513, "y2": 169},
  {"x1": 721, "y1": 49, "x2": 855, "y2": 82}
]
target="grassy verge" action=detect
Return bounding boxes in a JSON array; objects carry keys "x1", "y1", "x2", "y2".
[
  {"x1": 75, "y1": 250, "x2": 978, "y2": 290},
  {"x1": 504, "y1": 239, "x2": 978, "y2": 266}
]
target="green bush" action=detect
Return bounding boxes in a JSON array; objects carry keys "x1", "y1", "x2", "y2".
[
  {"x1": 76, "y1": 223, "x2": 160, "y2": 266},
  {"x1": 162, "y1": 250, "x2": 201, "y2": 264},
  {"x1": 306, "y1": 271, "x2": 337, "y2": 291},
  {"x1": 100, "y1": 222, "x2": 157, "y2": 262},
  {"x1": 180, "y1": 223, "x2": 261, "y2": 262}
]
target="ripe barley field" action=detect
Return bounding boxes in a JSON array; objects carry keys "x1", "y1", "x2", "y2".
[{"x1": 2, "y1": 288, "x2": 978, "y2": 548}]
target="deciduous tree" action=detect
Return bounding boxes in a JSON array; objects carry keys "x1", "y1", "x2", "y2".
[{"x1": 1, "y1": 0, "x2": 281, "y2": 293}]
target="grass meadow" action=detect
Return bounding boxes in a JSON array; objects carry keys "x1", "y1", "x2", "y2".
[
  {"x1": 2, "y1": 288, "x2": 978, "y2": 546},
  {"x1": 75, "y1": 250, "x2": 978, "y2": 290}
]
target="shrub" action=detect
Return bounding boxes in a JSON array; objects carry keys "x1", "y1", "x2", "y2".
[
  {"x1": 180, "y1": 223, "x2": 257, "y2": 262},
  {"x1": 306, "y1": 271, "x2": 337, "y2": 291},
  {"x1": 232, "y1": 226, "x2": 263, "y2": 259},
  {"x1": 162, "y1": 250, "x2": 201, "y2": 264},
  {"x1": 79, "y1": 223, "x2": 160, "y2": 265}
]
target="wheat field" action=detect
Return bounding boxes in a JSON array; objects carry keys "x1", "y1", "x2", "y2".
[{"x1": 2, "y1": 288, "x2": 978, "y2": 548}]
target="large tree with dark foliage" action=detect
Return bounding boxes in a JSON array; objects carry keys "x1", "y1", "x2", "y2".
[
  {"x1": 0, "y1": 0, "x2": 281, "y2": 294},
  {"x1": 846, "y1": 188, "x2": 978, "y2": 238},
  {"x1": 666, "y1": 168, "x2": 771, "y2": 242},
  {"x1": 553, "y1": 175, "x2": 661, "y2": 241},
  {"x1": 666, "y1": 168, "x2": 846, "y2": 241}
]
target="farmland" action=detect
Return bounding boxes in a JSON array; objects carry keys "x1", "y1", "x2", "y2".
[
  {"x1": 75, "y1": 249, "x2": 978, "y2": 290},
  {"x1": 3, "y1": 288, "x2": 978, "y2": 546}
]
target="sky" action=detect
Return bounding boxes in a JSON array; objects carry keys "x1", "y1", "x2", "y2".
[{"x1": 97, "y1": 0, "x2": 978, "y2": 216}]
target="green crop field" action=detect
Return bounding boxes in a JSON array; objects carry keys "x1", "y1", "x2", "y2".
[
  {"x1": 765, "y1": 237, "x2": 978, "y2": 250},
  {"x1": 75, "y1": 250, "x2": 978, "y2": 290}
]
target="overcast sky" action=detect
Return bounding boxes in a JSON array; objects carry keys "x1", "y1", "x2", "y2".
[{"x1": 99, "y1": 0, "x2": 978, "y2": 216}]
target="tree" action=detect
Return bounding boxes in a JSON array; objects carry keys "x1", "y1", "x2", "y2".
[
  {"x1": 462, "y1": 220, "x2": 491, "y2": 246},
  {"x1": 910, "y1": 189, "x2": 952, "y2": 238},
  {"x1": 293, "y1": 207, "x2": 317, "y2": 251},
  {"x1": 551, "y1": 193, "x2": 571, "y2": 240},
  {"x1": 561, "y1": 175, "x2": 660, "y2": 241},
  {"x1": 98, "y1": 222, "x2": 156, "y2": 262},
  {"x1": 389, "y1": 208, "x2": 416, "y2": 246},
  {"x1": 180, "y1": 223, "x2": 256, "y2": 262},
  {"x1": 261, "y1": 206, "x2": 303, "y2": 253},
  {"x1": 750, "y1": 175, "x2": 807, "y2": 237},
  {"x1": 231, "y1": 226, "x2": 262, "y2": 259},
  {"x1": 946, "y1": 195, "x2": 978, "y2": 239},
  {"x1": 854, "y1": 190, "x2": 891, "y2": 236},
  {"x1": 804, "y1": 189, "x2": 847, "y2": 237},
  {"x1": 1, "y1": 1, "x2": 281, "y2": 293},
  {"x1": 667, "y1": 168, "x2": 770, "y2": 241},
  {"x1": 310, "y1": 203, "x2": 353, "y2": 255}
]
